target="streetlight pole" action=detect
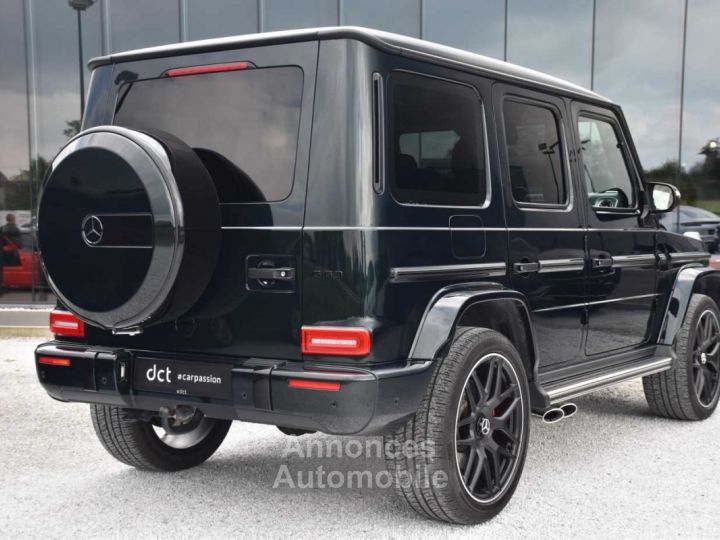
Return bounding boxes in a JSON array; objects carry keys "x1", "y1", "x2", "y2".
[
  {"x1": 68, "y1": 0, "x2": 95, "y2": 117},
  {"x1": 76, "y1": 8, "x2": 84, "y2": 114}
]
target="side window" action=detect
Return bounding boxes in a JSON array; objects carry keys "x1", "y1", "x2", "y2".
[
  {"x1": 389, "y1": 72, "x2": 487, "y2": 206},
  {"x1": 577, "y1": 116, "x2": 636, "y2": 209},
  {"x1": 503, "y1": 99, "x2": 567, "y2": 206}
]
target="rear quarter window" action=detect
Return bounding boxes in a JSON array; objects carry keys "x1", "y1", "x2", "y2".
[
  {"x1": 388, "y1": 71, "x2": 487, "y2": 207},
  {"x1": 113, "y1": 66, "x2": 303, "y2": 203}
]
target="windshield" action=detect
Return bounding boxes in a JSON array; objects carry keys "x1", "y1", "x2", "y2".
[{"x1": 678, "y1": 206, "x2": 719, "y2": 221}]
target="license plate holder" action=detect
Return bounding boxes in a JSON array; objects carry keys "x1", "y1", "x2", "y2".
[{"x1": 133, "y1": 357, "x2": 233, "y2": 400}]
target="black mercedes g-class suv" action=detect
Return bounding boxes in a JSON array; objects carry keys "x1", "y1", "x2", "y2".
[{"x1": 35, "y1": 27, "x2": 719, "y2": 524}]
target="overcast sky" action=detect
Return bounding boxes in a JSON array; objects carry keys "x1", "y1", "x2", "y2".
[{"x1": 1, "y1": 0, "x2": 718, "y2": 181}]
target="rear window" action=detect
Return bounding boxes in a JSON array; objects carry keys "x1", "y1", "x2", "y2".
[
  {"x1": 114, "y1": 66, "x2": 303, "y2": 203},
  {"x1": 389, "y1": 72, "x2": 487, "y2": 206}
]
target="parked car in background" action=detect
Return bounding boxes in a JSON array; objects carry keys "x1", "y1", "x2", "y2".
[
  {"x1": 2, "y1": 229, "x2": 42, "y2": 289},
  {"x1": 660, "y1": 205, "x2": 720, "y2": 253}
]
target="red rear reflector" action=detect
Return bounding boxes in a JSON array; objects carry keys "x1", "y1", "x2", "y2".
[
  {"x1": 49, "y1": 310, "x2": 85, "y2": 338},
  {"x1": 38, "y1": 356, "x2": 71, "y2": 367},
  {"x1": 288, "y1": 379, "x2": 341, "y2": 392},
  {"x1": 301, "y1": 327, "x2": 371, "y2": 356},
  {"x1": 166, "y1": 61, "x2": 252, "y2": 77}
]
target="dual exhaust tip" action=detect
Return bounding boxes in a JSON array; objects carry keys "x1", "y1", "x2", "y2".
[{"x1": 538, "y1": 403, "x2": 578, "y2": 424}]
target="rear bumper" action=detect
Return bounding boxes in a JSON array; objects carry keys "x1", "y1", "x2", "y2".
[{"x1": 34, "y1": 342, "x2": 433, "y2": 435}]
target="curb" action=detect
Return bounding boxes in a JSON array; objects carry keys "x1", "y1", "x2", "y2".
[
  {"x1": 0, "y1": 327, "x2": 53, "y2": 338},
  {"x1": 0, "y1": 307, "x2": 52, "y2": 337}
]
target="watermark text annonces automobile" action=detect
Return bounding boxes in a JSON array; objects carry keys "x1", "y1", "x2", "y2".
[{"x1": 272, "y1": 438, "x2": 448, "y2": 490}]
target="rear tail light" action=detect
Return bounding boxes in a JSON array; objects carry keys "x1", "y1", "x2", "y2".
[
  {"x1": 49, "y1": 310, "x2": 85, "y2": 338},
  {"x1": 165, "y1": 61, "x2": 253, "y2": 77},
  {"x1": 38, "y1": 356, "x2": 71, "y2": 367},
  {"x1": 301, "y1": 326, "x2": 371, "y2": 356},
  {"x1": 287, "y1": 379, "x2": 341, "y2": 392}
]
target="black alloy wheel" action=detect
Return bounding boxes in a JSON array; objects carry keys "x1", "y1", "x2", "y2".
[
  {"x1": 691, "y1": 309, "x2": 720, "y2": 407},
  {"x1": 384, "y1": 328, "x2": 530, "y2": 524},
  {"x1": 455, "y1": 352, "x2": 524, "y2": 503},
  {"x1": 644, "y1": 293, "x2": 720, "y2": 420}
]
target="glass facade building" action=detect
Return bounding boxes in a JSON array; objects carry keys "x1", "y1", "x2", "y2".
[{"x1": 0, "y1": 0, "x2": 718, "y2": 305}]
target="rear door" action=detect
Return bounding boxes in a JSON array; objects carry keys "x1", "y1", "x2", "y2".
[
  {"x1": 104, "y1": 42, "x2": 317, "y2": 359},
  {"x1": 494, "y1": 85, "x2": 586, "y2": 369},
  {"x1": 570, "y1": 102, "x2": 657, "y2": 356}
]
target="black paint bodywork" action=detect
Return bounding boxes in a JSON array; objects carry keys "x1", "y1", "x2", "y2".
[{"x1": 35, "y1": 28, "x2": 716, "y2": 434}]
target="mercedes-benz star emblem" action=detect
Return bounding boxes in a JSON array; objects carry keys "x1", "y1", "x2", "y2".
[
  {"x1": 81, "y1": 215, "x2": 104, "y2": 246},
  {"x1": 479, "y1": 417, "x2": 491, "y2": 436}
]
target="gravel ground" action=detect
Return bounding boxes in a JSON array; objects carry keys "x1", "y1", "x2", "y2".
[{"x1": 2, "y1": 337, "x2": 719, "y2": 538}]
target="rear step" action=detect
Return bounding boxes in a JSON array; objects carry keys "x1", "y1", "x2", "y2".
[{"x1": 543, "y1": 356, "x2": 673, "y2": 405}]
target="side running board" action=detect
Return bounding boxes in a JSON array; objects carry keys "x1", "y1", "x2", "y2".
[{"x1": 543, "y1": 356, "x2": 673, "y2": 405}]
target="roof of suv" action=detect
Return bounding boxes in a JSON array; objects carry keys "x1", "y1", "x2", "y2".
[{"x1": 89, "y1": 26, "x2": 610, "y2": 104}]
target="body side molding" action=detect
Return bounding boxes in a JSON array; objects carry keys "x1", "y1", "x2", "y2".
[
  {"x1": 611, "y1": 253, "x2": 656, "y2": 268},
  {"x1": 668, "y1": 251, "x2": 710, "y2": 265},
  {"x1": 389, "y1": 262, "x2": 506, "y2": 283}
]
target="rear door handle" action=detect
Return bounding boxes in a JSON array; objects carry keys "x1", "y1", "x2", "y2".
[
  {"x1": 592, "y1": 257, "x2": 613, "y2": 269},
  {"x1": 513, "y1": 262, "x2": 540, "y2": 274},
  {"x1": 247, "y1": 267, "x2": 295, "y2": 281}
]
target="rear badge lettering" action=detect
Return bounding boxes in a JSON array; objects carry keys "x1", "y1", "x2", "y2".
[
  {"x1": 145, "y1": 363, "x2": 172, "y2": 383},
  {"x1": 134, "y1": 358, "x2": 233, "y2": 400},
  {"x1": 312, "y1": 269, "x2": 343, "y2": 280}
]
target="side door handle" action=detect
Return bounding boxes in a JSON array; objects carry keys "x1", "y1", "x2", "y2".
[
  {"x1": 247, "y1": 267, "x2": 296, "y2": 281},
  {"x1": 246, "y1": 255, "x2": 297, "y2": 292},
  {"x1": 592, "y1": 257, "x2": 613, "y2": 269},
  {"x1": 513, "y1": 261, "x2": 540, "y2": 274}
]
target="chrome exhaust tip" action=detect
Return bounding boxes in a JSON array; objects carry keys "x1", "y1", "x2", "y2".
[
  {"x1": 541, "y1": 407, "x2": 565, "y2": 424},
  {"x1": 559, "y1": 402, "x2": 578, "y2": 419}
]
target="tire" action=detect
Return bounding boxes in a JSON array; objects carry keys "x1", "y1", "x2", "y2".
[
  {"x1": 90, "y1": 405, "x2": 231, "y2": 471},
  {"x1": 643, "y1": 293, "x2": 720, "y2": 420},
  {"x1": 277, "y1": 426, "x2": 316, "y2": 436},
  {"x1": 384, "y1": 328, "x2": 530, "y2": 524}
]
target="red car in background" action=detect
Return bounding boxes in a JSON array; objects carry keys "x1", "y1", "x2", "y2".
[{"x1": 2, "y1": 231, "x2": 43, "y2": 289}]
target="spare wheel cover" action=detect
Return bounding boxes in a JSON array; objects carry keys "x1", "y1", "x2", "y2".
[{"x1": 38, "y1": 126, "x2": 220, "y2": 330}]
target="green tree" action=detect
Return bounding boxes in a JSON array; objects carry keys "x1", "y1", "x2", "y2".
[
  {"x1": 5, "y1": 156, "x2": 50, "y2": 210},
  {"x1": 643, "y1": 160, "x2": 679, "y2": 183},
  {"x1": 63, "y1": 119, "x2": 81, "y2": 139}
]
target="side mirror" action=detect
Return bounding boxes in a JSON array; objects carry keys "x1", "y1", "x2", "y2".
[{"x1": 649, "y1": 182, "x2": 680, "y2": 213}]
